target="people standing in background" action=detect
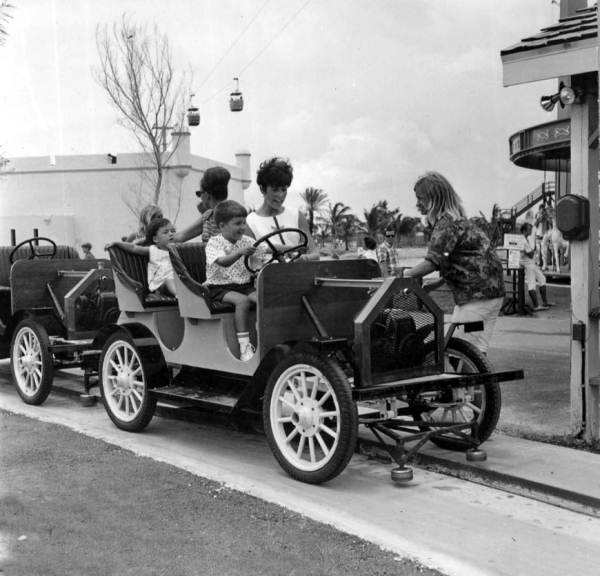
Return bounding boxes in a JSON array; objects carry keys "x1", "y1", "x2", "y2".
[
  {"x1": 358, "y1": 236, "x2": 378, "y2": 262},
  {"x1": 519, "y1": 222, "x2": 552, "y2": 311},
  {"x1": 375, "y1": 231, "x2": 398, "y2": 276}
]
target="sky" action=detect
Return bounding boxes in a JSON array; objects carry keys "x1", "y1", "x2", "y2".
[{"x1": 0, "y1": 0, "x2": 568, "y2": 219}]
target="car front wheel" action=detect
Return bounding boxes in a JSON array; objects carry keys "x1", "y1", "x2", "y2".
[{"x1": 263, "y1": 350, "x2": 357, "y2": 484}]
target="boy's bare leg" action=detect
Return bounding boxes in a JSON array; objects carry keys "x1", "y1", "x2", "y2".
[
  {"x1": 222, "y1": 291, "x2": 252, "y2": 333},
  {"x1": 164, "y1": 278, "x2": 177, "y2": 296}
]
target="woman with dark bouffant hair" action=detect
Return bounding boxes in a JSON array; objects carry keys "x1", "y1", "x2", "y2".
[
  {"x1": 404, "y1": 171, "x2": 505, "y2": 354},
  {"x1": 174, "y1": 166, "x2": 231, "y2": 243},
  {"x1": 245, "y1": 157, "x2": 319, "y2": 260}
]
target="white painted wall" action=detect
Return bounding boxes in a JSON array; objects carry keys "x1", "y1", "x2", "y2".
[{"x1": 0, "y1": 136, "x2": 251, "y2": 254}]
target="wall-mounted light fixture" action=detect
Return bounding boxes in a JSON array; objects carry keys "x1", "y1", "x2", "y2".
[
  {"x1": 540, "y1": 82, "x2": 583, "y2": 112},
  {"x1": 107, "y1": 153, "x2": 117, "y2": 164}
]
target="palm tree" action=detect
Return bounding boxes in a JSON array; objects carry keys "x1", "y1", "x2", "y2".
[
  {"x1": 338, "y1": 214, "x2": 359, "y2": 251},
  {"x1": 326, "y1": 201, "x2": 352, "y2": 246},
  {"x1": 300, "y1": 188, "x2": 328, "y2": 235},
  {"x1": 314, "y1": 219, "x2": 332, "y2": 247},
  {"x1": 362, "y1": 204, "x2": 383, "y2": 237},
  {"x1": 376, "y1": 200, "x2": 400, "y2": 235}
]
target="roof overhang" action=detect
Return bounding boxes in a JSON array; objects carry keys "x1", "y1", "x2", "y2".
[{"x1": 501, "y1": 38, "x2": 598, "y2": 86}]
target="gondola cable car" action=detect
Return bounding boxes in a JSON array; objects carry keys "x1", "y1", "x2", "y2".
[
  {"x1": 229, "y1": 77, "x2": 244, "y2": 112},
  {"x1": 187, "y1": 94, "x2": 200, "y2": 127}
]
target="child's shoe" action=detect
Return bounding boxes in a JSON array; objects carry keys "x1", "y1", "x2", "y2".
[{"x1": 240, "y1": 342, "x2": 256, "y2": 362}]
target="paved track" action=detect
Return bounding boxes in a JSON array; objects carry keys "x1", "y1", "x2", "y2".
[{"x1": 1, "y1": 374, "x2": 600, "y2": 576}]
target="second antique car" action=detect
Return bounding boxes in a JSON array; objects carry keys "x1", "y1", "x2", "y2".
[{"x1": 0, "y1": 236, "x2": 118, "y2": 405}]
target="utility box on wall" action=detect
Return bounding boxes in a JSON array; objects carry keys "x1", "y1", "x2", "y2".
[{"x1": 556, "y1": 194, "x2": 589, "y2": 241}]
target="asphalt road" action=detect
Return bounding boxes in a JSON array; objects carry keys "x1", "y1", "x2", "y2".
[
  {"x1": 489, "y1": 310, "x2": 571, "y2": 436},
  {"x1": 1, "y1": 371, "x2": 600, "y2": 576}
]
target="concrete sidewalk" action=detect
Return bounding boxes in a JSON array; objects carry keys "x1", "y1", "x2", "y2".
[
  {"x1": 8, "y1": 361, "x2": 597, "y2": 522},
  {"x1": 412, "y1": 433, "x2": 600, "y2": 519}
]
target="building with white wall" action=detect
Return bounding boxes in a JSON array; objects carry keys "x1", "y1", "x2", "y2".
[{"x1": 0, "y1": 132, "x2": 251, "y2": 256}]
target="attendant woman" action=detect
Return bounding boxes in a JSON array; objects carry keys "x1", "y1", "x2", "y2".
[
  {"x1": 404, "y1": 171, "x2": 505, "y2": 354},
  {"x1": 245, "y1": 157, "x2": 319, "y2": 261}
]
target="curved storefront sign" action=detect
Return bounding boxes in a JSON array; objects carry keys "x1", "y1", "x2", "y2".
[{"x1": 509, "y1": 119, "x2": 570, "y2": 172}]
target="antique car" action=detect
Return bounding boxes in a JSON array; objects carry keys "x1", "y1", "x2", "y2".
[
  {"x1": 0, "y1": 236, "x2": 118, "y2": 405},
  {"x1": 94, "y1": 229, "x2": 523, "y2": 484}
]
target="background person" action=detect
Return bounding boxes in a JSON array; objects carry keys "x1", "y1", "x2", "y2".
[
  {"x1": 358, "y1": 236, "x2": 378, "y2": 262},
  {"x1": 519, "y1": 222, "x2": 552, "y2": 311},
  {"x1": 174, "y1": 166, "x2": 231, "y2": 243},
  {"x1": 404, "y1": 171, "x2": 505, "y2": 354},
  {"x1": 375, "y1": 231, "x2": 398, "y2": 276},
  {"x1": 81, "y1": 242, "x2": 95, "y2": 259},
  {"x1": 245, "y1": 157, "x2": 319, "y2": 261},
  {"x1": 124, "y1": 204, "x2": 164, "y2": 244}
]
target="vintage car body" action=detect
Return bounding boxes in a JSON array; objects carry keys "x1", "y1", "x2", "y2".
[{"x1": 93, "y1": 236, "x2": 523, "y2": 484}]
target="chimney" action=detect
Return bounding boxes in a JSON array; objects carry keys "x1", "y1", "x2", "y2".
[
  {"x1": 170, "y1": 130, "x2": 191, "y2": 178},
  {"x1": 235, "y1": 150, "x2": 251, "y2": 190}
]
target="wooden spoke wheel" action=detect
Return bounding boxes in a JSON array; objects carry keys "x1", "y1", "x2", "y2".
[
  {"x1": 10, "y1": 319, "x2": 54, "y2": 405},
  {"x1": 263, "y1": 350, "x2": 357, "y2": 484},
  {"x1": 99, "y1": 333, "x2": 157, "y2": 432},
  {"x1": 415, "y1": 338, "x2": 501, "y2": 450}
]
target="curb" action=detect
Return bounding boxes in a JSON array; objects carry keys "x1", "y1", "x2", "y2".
[{"x1": 357, "y1": 435, "x2": 600, "y2": 519}]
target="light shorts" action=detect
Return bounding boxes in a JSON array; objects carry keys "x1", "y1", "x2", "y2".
[
  {"x1": 450, "y1": 297, "x2": 504, "y2": 354},
  {"x1": 523, "y1": 263, "x2": 546, "y2": 291}
]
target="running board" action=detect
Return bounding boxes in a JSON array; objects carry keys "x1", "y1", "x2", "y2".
[{"x1": 151, "y1": 384, "x2": 240, "y2": 413}]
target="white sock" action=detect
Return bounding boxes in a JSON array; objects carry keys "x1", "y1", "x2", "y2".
[{"x1": 237, "y1": 332, "x2": 250, "y2": 346}]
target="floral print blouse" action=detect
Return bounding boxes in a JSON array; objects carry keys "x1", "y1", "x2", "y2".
[{"x1": 425, "y1": 214, "x2": 505, "y2": 306}]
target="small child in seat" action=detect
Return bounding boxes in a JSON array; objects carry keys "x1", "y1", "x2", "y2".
[
  {"x1": 106, "y1": 217, "x2": 177, "y2": 296},
  {"x1": 205, "y1": 200, "x2": 263, "y2": 361}
]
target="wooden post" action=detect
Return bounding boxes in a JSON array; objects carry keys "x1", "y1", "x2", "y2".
[{"x1": 569, "y1": 73, "x2": 599, "y2": 439}]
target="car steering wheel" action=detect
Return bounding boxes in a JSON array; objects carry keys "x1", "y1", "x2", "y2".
[
  {"x1": 9, "y1": 237, "x2": 58, "y2": 264},
  {"x1": 244, "y1": 228, "x2": 309, "y2": 274}
]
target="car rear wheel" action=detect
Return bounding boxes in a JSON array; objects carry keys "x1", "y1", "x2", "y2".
[
  {"x1": 263, "y1": 350, "x2": 357, "y2": 484},
  {"x1": 10, "y1": 319, "x2": 54, "y2": 405},
  {"x1": 99, "y1": 332, "x2": 157, "y2": 431},
  {"x1": 415, "y1": 337, "x2": 501, "y2": 450}
]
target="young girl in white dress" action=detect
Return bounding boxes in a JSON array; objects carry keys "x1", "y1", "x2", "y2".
[{"x1": 106, "y1": 217, "x2": 177, "y2": 296}]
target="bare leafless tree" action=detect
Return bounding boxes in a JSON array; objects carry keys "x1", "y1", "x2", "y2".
[
  {"x1": 94, "y1": 15, "x2": 191, "y2": 209},
  {"x1": 0, "y1": 1, "x2": 13, "y2": 46}
]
